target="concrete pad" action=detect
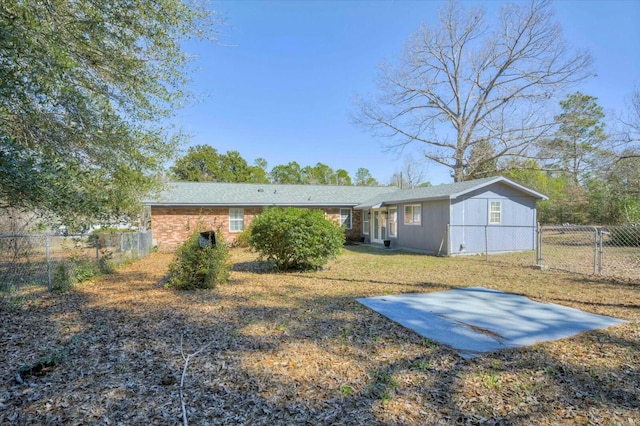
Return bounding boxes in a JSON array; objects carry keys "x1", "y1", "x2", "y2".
[{"x1": 357, "y1": 287, "x2": 626, "y2": 359}]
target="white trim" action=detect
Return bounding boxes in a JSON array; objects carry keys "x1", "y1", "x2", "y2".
[
  {"x1": 404, "y1": 204, "x2": 421, "y2": 225},
  {"x1": 388, "y1": 207, "x2": 397, "y2": 237},
  {"x1": 229, "y1": 208, "x2": 244, "y2": 232},
  {"x1": 362, "y1": 210, "x2": 370, "y2": 235},
  {"x1": 489, "y1": 201, "x2": 502, "y2": 224}
]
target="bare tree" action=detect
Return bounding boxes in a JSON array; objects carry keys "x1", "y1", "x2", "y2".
[
  {"x1": 616, "y1": 88, "x2": 640, "y2": 161},
  {"x1": 390, "y1": 155, "x2": 429, "y2": 189},
  {"x1": 355, "y1": 0, "x2": 592, "y2": 182}
]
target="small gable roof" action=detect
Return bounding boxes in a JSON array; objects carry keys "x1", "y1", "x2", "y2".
[
  {"x1": 354, "y1": 176, "x2": 548, "y2": 209},
  {"x1": 145, "y1": 182, "x2": 399, "y2": 207}
]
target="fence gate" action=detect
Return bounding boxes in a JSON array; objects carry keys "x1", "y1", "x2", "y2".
[{"x1": 539, "y1": 225, "x2": 640, "y2": 281}]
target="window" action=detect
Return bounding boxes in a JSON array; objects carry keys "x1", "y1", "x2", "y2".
[
  {"x1": 362, "y1": 210, "x2": 370, "y2": 235},
  {"x1": 489, "y1": 201, "x2": 502, "y2": 224},
  {"x1": 388, "y1": 208, "x2": 397, "y2": 237},
  {"x1": 404, "y1": 204, "x2": 421, "y2": 225},
  {"x1": 229, "y1": 208, "x2": 244, "y2": 232},
  {"x1": 340, "y1": 208, "x2": 352, "y2": 230}
]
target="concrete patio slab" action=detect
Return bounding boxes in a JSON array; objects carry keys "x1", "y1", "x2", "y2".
[{"x1": 357, "y1": 287, "x2": 626, "y2": 359}]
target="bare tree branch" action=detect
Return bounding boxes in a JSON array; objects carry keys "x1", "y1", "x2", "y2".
[
  {"x1": 179, "y1": 335, "x2": 213, "y2": 426},
  {"x1": 354, "y1": 0, "x2": 592, "y2": 181}
]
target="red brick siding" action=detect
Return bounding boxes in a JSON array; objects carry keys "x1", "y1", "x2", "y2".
[{"x1": 151, "y1": 206, "x2": 362, "y2": 251}]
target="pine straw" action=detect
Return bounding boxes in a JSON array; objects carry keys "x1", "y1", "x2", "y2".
[{"x1": 1, "y1": 246, "x2": 639, "y2": 425}]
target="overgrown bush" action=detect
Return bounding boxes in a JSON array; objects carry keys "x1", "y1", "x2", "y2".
[
  {"x1": 52, "y1": 257, "x2": 109, "y2": 293},
  {"x1": 72, "y1": 259, "x2": 101, "y2": 282},
  {"x1": 167, "y1": 231, "x2": 230, "y2": 290},
  {"x1": 249, "y1": 207, "x2": 345, "y2": 271},
  {"x1": 233, "y1": 227, "x2": 252, "y2": 248},
  {"x1": 52, "y1": 263, "x2": 73, "y2": 293}
]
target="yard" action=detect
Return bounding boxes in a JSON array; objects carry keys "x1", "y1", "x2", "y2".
[{"x1": 1, "y1": 246, "x2": 639, "y2": 425}]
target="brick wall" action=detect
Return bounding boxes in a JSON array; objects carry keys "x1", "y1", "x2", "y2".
[{"x1": 151, "y1": 206, "x2": 362, "y2": 251}]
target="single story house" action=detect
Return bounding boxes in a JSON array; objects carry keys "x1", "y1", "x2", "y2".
[
  {"x1": 145, "y1": 176, "x2": 547, "y2": 254},
  {"x1": 145, "y1": 182, "x2": 398, "y2": 251},
  {"x1": 354, "y1": 176, "x2": 547, "y2": 255}
]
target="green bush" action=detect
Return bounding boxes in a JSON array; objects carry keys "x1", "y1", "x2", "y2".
[
  {"x1": 167, "y1": 231, "x2": 230, "y2": 290},
  {"x1": 249, "y1": 207, "x2": 345, "y2": 271},
  {"x1": 52, "y1": 263, "x2": 73, "y2": 293},
  {"x1": 233, "y1": 227, "x2": 252, "y2": 248},
  {"x1": 72, "y1": 259, "x2": 101, "y2": 282}
]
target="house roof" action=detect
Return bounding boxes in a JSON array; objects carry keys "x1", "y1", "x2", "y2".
[
  {"x1": 354, "y1": 176, "x2": 548, "y2": 209},
  {"x1": 145, "y1": 182, "x2": 400, "y2": 207}
]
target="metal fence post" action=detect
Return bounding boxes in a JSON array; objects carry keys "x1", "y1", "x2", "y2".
[
  {"x1": 484, "y1": 225, "x2": 489, "y2": 261},
  {"x1": 46, "y1": 235, "x2": 52, "y2": 292},
  {"x1": 592, "y1": 227, "x2": 598, "y2": 275},
  {"x1": 598, "y1": 228, "x2": 605, "y2": 276},
  {"x1": 536, "y1": 223, "x2": 542, "y2": 267}
]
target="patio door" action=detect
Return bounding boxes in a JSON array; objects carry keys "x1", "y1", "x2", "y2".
[{"x1": 372, "y1": 209, "x2": 387, "y2": 244}]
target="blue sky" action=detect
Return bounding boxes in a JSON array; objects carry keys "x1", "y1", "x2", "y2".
[{"x1": 175, "y1": 0, "x2": 640, "y2": 185}]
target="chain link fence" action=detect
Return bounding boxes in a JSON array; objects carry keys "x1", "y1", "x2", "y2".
[
  {"x1": 0, "y1": 231, "x2": 154, "y2": 293},
  {"x1": 449, "y1": 224, "x2": 639, "y2": 281},
  {"x1": 538, "y1": 225, "x2": 640, "y2": 280}
]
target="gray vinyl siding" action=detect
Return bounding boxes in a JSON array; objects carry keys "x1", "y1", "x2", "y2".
[
  {"x1": 396, "y1": 199, "x2": 450, "y2": 254},
  {"x1": 448, "y1": 183, "x2": 537, "y2": 254}
]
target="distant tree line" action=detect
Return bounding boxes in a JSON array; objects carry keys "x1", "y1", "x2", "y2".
[
  {"x1": 170, "y1": 145, "x2": 382, "y2": 186},
  {"x1": 485, "y1": 91, "x2": 640, "y2": 225}
]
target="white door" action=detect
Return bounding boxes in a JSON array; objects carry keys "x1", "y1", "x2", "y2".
[{"x1": 372, "y1": 209, "x2": 387, "y2": 243}]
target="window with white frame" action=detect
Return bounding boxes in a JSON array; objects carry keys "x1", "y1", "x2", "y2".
[
  {"x1": 404, "y1": 204, "x2": 421, "y2": 225},
  {"x1": 229, "y1": 208, "x2": 244, "y2": 232},
  {"x1": 362, "y1": 210, "x2": 370, "y2": 234},
  {"x1": 388, "y1": 208, "x2": 397, "y2": 237},
  {"x1": 489, "y1": 201, "x2": 502, "y2": 224},
  {"x1": 340, "y1": 208, "x2": 352, "y2": 229}
]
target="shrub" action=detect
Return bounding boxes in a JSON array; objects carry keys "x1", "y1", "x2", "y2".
[
  {"x1": 52, "y1": 263, "x2": 73, "y2": 293},
  {"x1": 72, "y1": 259, "x2": 101, "y2": 282},
  {"x1": 233, "y1": 227, "x2": 252, "y2": 248},
  {"x1": 249, "y1": 207, "x2": 345, "y2": 271},
  {"x1": 167, "y1": 231, "x2": 230, "y2": 290}
]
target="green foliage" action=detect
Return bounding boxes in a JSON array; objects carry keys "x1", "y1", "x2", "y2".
[
  {"x1": 72, "y1": 260, "x2": 101, "y2": 283},
  {"x1": 249, "y1": 207, "x2": 345, "y2": 271},
  {"x1": 538, "y1": 92, "x2": 610, "y2": 184},
  {"x1": 52, "y1": 253, "x2": 115, "y2": 293},
  {"x1": 0, "y1": 1, "x2": 218, "y2": 224},
  {"x1": 355, "y1": 168, "x2": 379, "y2": 186},
  {"x1": 52, "y1": 263, "x2": 73, "y2": 293},
  {"x1": 269, "y1": 161, "x2": 305, "y2": 184},
  {"x1": 98, "y1": 252, "x2": 117, "y2": 275},
  {"x1": 233, "y1": 227, "x2": 252, "y2": 248},
  {"x1": 167, "y1": 231, "x2": 230, "y2": 290},
  {"x1": 171, "y1": 145, "x2": 269, "y2": 183}
]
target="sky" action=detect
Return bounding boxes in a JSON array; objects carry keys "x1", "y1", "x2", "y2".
[{"x1": 174, "y1": 0, "x2": 640, "y2": 186}]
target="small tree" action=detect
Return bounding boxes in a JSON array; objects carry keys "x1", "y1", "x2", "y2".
[
  {"x1": 249, "y1": 207, "x2": 345, "y2": 271},
  {"x1": 167, "y1": 231, "x2": 230, "y2": 290}
]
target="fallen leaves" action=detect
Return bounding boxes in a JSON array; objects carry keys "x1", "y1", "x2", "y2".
[{"x1": 0, "y1": 246, "x2": 638, "y2": 425}]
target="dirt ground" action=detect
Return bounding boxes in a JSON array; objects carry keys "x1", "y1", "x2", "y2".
[{"x1": 1, "y1": 246, "x2": 639, "y2": 425}]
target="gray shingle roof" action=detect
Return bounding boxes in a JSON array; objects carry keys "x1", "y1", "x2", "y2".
[
  {"x1": 144, "y1": 177, "x2": 546, "y2": 208},
  {"x1": 145, "y1": 182, "x2": 400, "y2": 207},
  {"x1": 355, "y1": 176, "x2": 547, "y2": 209}
]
